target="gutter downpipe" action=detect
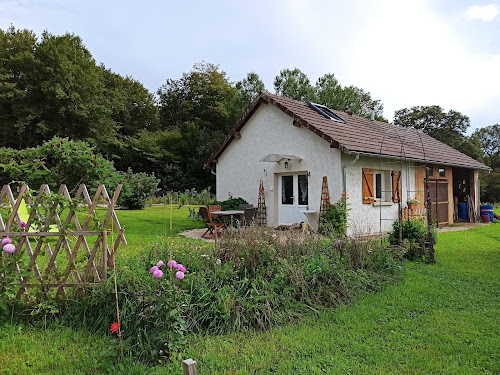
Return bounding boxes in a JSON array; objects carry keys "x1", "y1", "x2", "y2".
[{"x1": 342, "y1": 152, "x2": 359, "y2": 206}]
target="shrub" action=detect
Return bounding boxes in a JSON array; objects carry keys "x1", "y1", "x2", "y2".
[
  {"x1": 211, "y1": 196, "x2": 248, "y2": 211},
  {"x1": 118, "y1": 168, "x2": 160, "y2": 210},
  {"x1": 0, "y1": 137, "x2": 119, "y2": 192},
  {"x1": 319, "y1": 194, "x2": 348, "y2": 237},
  {"x1": 388, "y1": 219, "x2": 438, "y2": 260}
]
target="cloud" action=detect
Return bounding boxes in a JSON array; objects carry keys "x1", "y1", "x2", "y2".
[{"x1": 466, "y1": 4, "x2": 499, "y2": 21}]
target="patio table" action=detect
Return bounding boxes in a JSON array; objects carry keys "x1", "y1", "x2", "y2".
[{"x1": 211, "y1": 210, "x2": 245, "y2": 227}]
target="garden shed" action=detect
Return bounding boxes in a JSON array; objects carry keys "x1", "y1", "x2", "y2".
[{"x1": 206, "y1": 93, "x2": 490, "y2": 235}]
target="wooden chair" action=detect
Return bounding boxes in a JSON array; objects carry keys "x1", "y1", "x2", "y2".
[
  {"x1": 208, "y1": 205, "x2": 221, "y2": 213},
  {"x1": 199, "y1": 206, "x2": 224, "y2": 239},
  {"x1": 242, "y1": 207, "x2": 258, "y2": 226}
]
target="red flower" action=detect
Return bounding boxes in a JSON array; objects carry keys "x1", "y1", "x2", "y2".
[{"x1": 110, "y1": 322, "x2": 120, "y2": 333}]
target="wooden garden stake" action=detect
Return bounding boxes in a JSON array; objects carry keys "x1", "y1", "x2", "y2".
[
  {"x1": 169, "y1": 193, "x2": 173, "y2": 290},
  {"x1": 111, "y1": 219, "x2": 124, "y2": 356},
  {"x1": 182, "y1": 359, "x2": 197, "y2": 375}
]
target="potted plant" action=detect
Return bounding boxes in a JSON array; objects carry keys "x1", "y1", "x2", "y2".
[{"x1": 407, "y1": 199, "x2": 419, "y2": 210}]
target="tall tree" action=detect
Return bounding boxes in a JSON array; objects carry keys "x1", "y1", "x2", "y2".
[
  {"x1": 315, "y1": 74, "x2": 386, "y2": 121},
  {"x1": 394, "y1": 105, "x2": 470, "y2": 148},
  {"x1": 235, "y1": 72, "x2": 265, "y2": 108},
  {"x1": 158, "y1": 62, "x2": 240, "y2": 133},
  {"x1": 273, "y1": 68, "x2": 316, "y2": 102},
  {"x1": 0, "y1": 26, "x2": 40, "y2": 148},
  {"x1": 472, "y1": 124, "x2": 500, "y2": 168},
  {"x1": 156, "y1": 62, "x2": 242, "y2": 190}
]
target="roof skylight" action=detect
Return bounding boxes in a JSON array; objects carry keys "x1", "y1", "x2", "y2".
[{"x1": 307, "y1": 102, "x2": 346, "y2": 123}]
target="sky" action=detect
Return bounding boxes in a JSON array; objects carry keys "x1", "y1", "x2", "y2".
[{"x1": 1, "y1": 0, "x2": 499, "y2": 132}]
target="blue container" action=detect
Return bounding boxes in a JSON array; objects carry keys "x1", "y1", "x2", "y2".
[
  {"x1": 458, "y1": 203, "x2": 468, "y2": 221},
  {"x1": 480, "y1": 205, "x2": 494, "y2": 222}
]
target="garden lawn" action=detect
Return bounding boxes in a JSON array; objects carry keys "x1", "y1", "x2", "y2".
[
  {"x1": 184, "y1": 223, "x2": 500, "y2": 374},
  {"x1": 111, "y1": 204, "x2": 204, "y2": 259},
  {"x1": 1, "y1": 219, "x2": 499, "y2": 374}
]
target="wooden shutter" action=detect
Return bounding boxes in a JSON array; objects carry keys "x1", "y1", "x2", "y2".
[
  {"x1": 392, "y1": 170, "x2": 401, "y2": 203},
  {"x1": 362, "y1": 168, "x2": 374, "y2": 204}
]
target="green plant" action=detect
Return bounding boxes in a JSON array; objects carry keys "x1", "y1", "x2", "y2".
[
  {"x1": 407, "y1": 198, "x2": 419, "y2": 205},
  {"x1": 118, "y1": 168, "x2": 160, "y2": 210},
  {"x1": 0, "y1": 137, "x2": 120, "y2": 192},
  {"x1": 319, "y1": 193, "x2": 348, "y2": 237},
  {"x1": 210, "y1": 197, "x2": 248, "y2": 211},
  {"x1": 388, "y1": 219, "x2": 437, "y2": 260}
]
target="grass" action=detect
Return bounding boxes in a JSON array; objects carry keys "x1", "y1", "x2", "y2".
[
  {"x1": 1, "y1": 209, "x2": 499, "y2": 374},
  {"x1": 183, "y1": 223, "x2": 500, "y2": 374}
]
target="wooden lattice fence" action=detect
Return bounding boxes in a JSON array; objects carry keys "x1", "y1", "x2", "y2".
[{"x1": 0, "y1": 183, "x2": 126, "y2": 296}]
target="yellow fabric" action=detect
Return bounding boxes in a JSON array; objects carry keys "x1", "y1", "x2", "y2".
[{"x1": 18, "y1": 199, "x2": 58, "y2": 232}]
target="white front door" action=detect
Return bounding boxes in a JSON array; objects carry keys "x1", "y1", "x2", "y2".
[{"x1": 279, "y1": 174, "x2": 309, "y2": 225}]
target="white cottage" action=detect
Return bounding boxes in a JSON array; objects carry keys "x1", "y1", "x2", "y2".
[{"x1": 206, "y1": 93, "x2": 490, "y2": 235}]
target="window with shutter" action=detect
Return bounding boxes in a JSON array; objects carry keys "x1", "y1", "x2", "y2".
[
  {"x1": 362, "y1": 168, "x2": 374, "y2": 204},
  {"x1": 392, "y1": 170, "x2": 401, "y2": 203}
]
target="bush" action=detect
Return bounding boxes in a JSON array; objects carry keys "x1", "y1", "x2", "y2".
[
  {"x1": 388, "y1": 219, "x2": 438, "y2": 260},
  {"x1": 319, "y1": 195, "x2": 348, "y2": 237},
  {"x1": 210, "y1": 196, "x2": 248, "y2": 211},
  {"x1": 0, "y1": 137, "x2": 119, "y2": 192},
  {"x1": 118, "y1": 168, "x2": 160, "y2": 210}
]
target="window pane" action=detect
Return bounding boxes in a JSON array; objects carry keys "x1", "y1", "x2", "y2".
[
  {"x1": 439, "y1": 168, "x2": 445, "y2": 177},
  {"x1": 298, "y1": 175, "x2": 308, "y2": 205},
  {"x1": 428, "y1": 167, "x2": 433, "y2": 176},
  {"x1": 281, "y1": 175, "x2": 293, "y2": 205},
  {"x1": 375, "y1": 173, "x2": 382, "y2": 199}
]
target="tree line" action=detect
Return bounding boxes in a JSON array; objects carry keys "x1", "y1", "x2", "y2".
[{"x1": 1, "y1": 26, "x2": 499, "y2": 202}]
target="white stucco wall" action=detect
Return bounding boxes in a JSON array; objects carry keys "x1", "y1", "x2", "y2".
[
  {"x1": 342, "y1": 154, "x2": 416, "y2": 235},
  {"x1": 215, "y1": 103, "x2": 343, "y2": 229}
]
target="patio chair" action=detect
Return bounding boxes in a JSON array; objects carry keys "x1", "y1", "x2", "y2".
[
  {"x1": 199, "y1": 207, "x2": 224, "y2": 239},
  {"x1": 242, "y1": 207, "x2": 258, "y2": 227},
  {"x1": 239, "y1": 204, "x2": 253, "y2": 210},
  {"x1": 208, "y1": 205, "x2": 222, "y2": 213}
]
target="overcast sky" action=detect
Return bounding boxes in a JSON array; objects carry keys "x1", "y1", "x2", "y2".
[{"x1": 1, "y1": 0, "x2": 499, "y2": 132}]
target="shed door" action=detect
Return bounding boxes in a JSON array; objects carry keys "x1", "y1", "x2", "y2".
[{"x1": 429, "y1": 179, "x2": 449, "y2": 226}]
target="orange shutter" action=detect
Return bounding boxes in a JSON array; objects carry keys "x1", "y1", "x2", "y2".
[
  {"x1": 362, "y1": 168, "x2": 374, "y2": 204},
  {"x1": 392, "y1": 170, "x2": 401, "y2": 203}
]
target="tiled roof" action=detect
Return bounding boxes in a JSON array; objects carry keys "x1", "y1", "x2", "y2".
[{"x1": 206, "y1": 92, "x2": 490, "y2": 170}]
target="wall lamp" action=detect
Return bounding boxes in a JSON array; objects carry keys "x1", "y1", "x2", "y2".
[{"x1": 284, "y1": 160, "x2": 289, "y2": 169}]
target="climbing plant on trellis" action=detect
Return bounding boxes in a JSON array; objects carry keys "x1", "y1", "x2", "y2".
[
  {"x1": 0, "y1": 183, "x2": 126, "y2": 297},
  {"x1": 256, "y1": 179, "x2": 267, "y2": 226},
  {"x1": 320, "y1": 176, "x2": 331, "y2": 214}
]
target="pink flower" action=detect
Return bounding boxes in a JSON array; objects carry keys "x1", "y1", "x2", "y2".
[
  {"x1": 167, "y1": 260, "x2": 177, "y2": 269},
  {"x1": 157, "y1": 260, "x2": 164, "y2": 267},
  {"x1": 1, "y1": 237, "x2": 12, "y2": 246},
  {"x1": 153, "y1": 269, "x2": 163, "y2": 279},
  {"x1": 19, "y1": 222, "x2": 26, "y2": 229},
  {"x1": 175, "y1": 271, "x2": 185, "y2": 280},
  {"x1": 3, "y1": 244, "x2": 15, "y2": 254},
  {"x1": 149, "y1": 266, "x2": 159, "y2": 274},
  {"x1": 175, "y1": 264, "x2": 186, "y2": 273}
]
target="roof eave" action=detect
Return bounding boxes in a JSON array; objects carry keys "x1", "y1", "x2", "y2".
[{"x1": 343, "y1": 149, "x2": 492, "y2": 171}]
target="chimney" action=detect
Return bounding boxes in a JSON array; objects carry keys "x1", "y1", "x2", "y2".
[{"x1": 370, "y1": 107, "x2": 375, "y2": 121}]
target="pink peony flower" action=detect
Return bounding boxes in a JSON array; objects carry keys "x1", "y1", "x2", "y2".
[
  {"x1": 3, "y1": 244, "x2": 15, "y2": 254},
  {"x1": 149, "y1": 266, "x2": 159, "y2": 274},
  {"x1": 153, "y1": 269, "x2": 163, "y2": 279},
  {"x1": 167, "y1": 260, "x2": 177, "y2": 269},
  {"x1": 157, "y1": 260, "x2": 164, "y2": 267},
  {"x1": 175, "y1": 271, "x2": 185, "y2": 280},
  {"x1": 1, "y1": 237, "x2": 12, "y2": 246},
  {"x1": 19, "y1": 221, "x2": 26, "y2": 229}
]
